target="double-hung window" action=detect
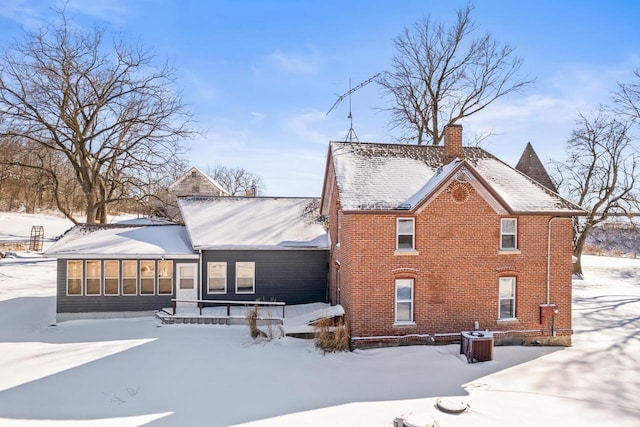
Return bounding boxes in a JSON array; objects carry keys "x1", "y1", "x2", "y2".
[
  {"x1": 122, "y1": 260, "x2": 138, "y2": 295},
  {"x1": 396, "y1": 218, "x2": 415, "y2": 250},
  {"x1": 236, "y1": 262, "x2": 255, "y2": 294},
  {"x1": 395, "y1": 278, "x2": 414, "y2": 323},
  {"x1": 140, "y1": 260, "x2": 155, "y2": 295},
  {"x1": 85, "y1": 260, "x2": 101, "y2": 295},
  {"x1": 500, "y1": 218, "x2": 517, "y2": 250},
  {"x1": 208, "y1": 262, "x2": 227, "y2": 294},
  {"x1": 158, "y1": 260, "x2": 173, "y2": 294},
  {"x1": 104, "y1": 260, "x2": 119, "y2": 295},
  {"x1": 499, "y1": 277, "x2": 516, "y2": 319},
  {"x1": 67, "y1": 260, "x2": 82, "y2": 296}
]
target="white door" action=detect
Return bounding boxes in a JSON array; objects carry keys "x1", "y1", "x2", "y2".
[{"x1": 176, "y1": 263, "x2": 198, "y2": 312}]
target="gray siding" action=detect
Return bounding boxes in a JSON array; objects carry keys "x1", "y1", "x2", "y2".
[
  {"x1": 201, "y1": 250, "x2": 329, "y2": 305},
  {"x1": 56, "y1": 259, "x2": 198, "y2": 313}
]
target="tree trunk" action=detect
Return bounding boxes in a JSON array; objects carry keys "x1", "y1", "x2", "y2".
[
  {"x1": 85, "y1": 198, "x2": 98, "y2": 224},
  {"x1": 572, "y1": 225, "x2": 590, "y2": 277}
]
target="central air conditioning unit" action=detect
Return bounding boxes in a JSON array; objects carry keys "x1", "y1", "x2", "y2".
[{"x1": 460, "y1": 331, "x2": 494, "y2": 363}]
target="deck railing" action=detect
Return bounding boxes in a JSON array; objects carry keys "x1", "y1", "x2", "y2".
[{"x1": 170, "y1": 298, "x2": 286, "y2": 318}]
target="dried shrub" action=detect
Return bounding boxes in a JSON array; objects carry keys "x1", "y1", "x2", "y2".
[
  {"x1": 246, "y1": 304, "x2": 266, "y2": 339},
  {"x1": 314, "y1": 316, "x2": 350, "y2": 353}
]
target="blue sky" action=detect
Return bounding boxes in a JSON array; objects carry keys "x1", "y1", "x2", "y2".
[{"x1": 1, "y1": 1, "x2": 639, "y2": 196}]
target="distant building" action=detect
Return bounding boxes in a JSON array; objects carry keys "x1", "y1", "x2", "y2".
[
  {"x1": 168, "y1": 167, "x2": 230, "y2": 198},
  {"x1": 158, "y1": 167, "x2": 230, "y2": 221}
]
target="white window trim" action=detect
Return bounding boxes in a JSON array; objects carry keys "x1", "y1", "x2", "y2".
[
  {"x1": 235, "y1": 262, "x2": 255, "y2": 294},
  {"x1": 157, "y1": 260, "x2": 174, "y2": 295},
  {"x1": 103, "y1": 260, "x2": 120, "y2": 296},
  {"x1": 177, "y1": 263, "x2": 197, "y2": 291},
  {"x1": 498, "y1": 277, "x2": 517, "y2": 320},
  {"x1": 85, "y1": 260, "x2": 102, "y2": 296},
  {"x1": 122, "y1": 260, "x2": 138, "y2": 296},
  {"x1": 396, "y1": 218, "x2": 416, "y2": 251},
  {"x1": 207, "y1": 262, "x2": 227, "y2": 294},
  {"x1": 500, "y1": 218, "x2": 518, "y2": 250},
  {"x1": 394, "y1": 278, "x2": 415, "y2": 324},
  {"x1": 140, "y1": 260, "x2": 156, "y2": 296},
  {"x1": 66, "y1": 260, "x2": 83, "y2": 296}
]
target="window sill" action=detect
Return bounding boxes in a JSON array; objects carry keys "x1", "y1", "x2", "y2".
[
  {"x1": 498, "y1": 249, "x2": 521, "y2": 255},
  {"x1": 497, "y1": 318, "x2": 519, "y2": 324},
  {"x1": 394, "y1": 250, "x2": 420, "y2": 256},
  {"x1": 393, "y1": 321, "x2": 417, "y2": 327}
]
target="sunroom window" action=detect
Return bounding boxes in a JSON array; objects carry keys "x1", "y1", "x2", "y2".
[{"x1": 67, "y1": 260, "x2": 82, "y2": 296}]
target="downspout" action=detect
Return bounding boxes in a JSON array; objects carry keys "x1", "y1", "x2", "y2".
[
  {"x1": 198, "y1": 249, "x2": 203, "y2": 301},
  {"x1": 547, "y1": 217, "x2": 570, "y2": 335},
  {"x1": 546, "y1": 217, "x2": 569, "y2": 303}
]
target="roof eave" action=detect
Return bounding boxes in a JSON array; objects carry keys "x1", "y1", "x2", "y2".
[{"x1": 47, "y1": 253, "x2": 199, "y2": 259}]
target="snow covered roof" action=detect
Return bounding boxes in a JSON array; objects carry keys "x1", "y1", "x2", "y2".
[
  {"x1": 45, "y1": 224, "x2": 197, "y2": 259},
  {"x1": 179, "y1": 197, "x2": 329, "y2": 250},
  {"x1": 326, "y1": 141, "x2": 584, "y2": 215}
]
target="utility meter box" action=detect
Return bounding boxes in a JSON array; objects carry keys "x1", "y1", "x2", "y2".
[{"x1": 540, "y1": 304, "x2": 559, "y2": 323}]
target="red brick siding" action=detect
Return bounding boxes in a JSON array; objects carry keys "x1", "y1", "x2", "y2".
[{"x1": 332, "y1": 180, "x2": 573, "y2": 344}]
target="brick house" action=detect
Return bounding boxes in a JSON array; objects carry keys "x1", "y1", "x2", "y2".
[{"x1": 320, "y1": 125, "x2": 584, "y2": 347}]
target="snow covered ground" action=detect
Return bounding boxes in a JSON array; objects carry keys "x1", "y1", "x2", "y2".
[{"x1": 0, "y1": 213, "x2": 639, "y2": 426}]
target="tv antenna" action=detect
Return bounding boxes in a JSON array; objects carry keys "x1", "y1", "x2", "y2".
[{"x1": 326, "y1": 73, "x2": 380, "y2": 142}]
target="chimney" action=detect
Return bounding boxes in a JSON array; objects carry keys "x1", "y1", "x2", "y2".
[
  {"x1": 443, "y1": 124, "x2": 463, "y2": 162},
  {"x1": 245, "y1": 184, "x2": 257, "y2": 197}
]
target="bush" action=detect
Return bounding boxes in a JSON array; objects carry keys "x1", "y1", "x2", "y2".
[
  {"x1": 314, "y1": 316, "x2": 350, "y2": 353},
  {"x1": 246, "y1": 304, "x2": 267, "y2": 339}
]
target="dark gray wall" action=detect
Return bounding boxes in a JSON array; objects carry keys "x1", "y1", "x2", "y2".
[
  {"x1": 56, "y1": 259, "x2": 198, "y2": 313},
  {"x1": 201, "y1": 250, "x2": 329, "y2": 305}
]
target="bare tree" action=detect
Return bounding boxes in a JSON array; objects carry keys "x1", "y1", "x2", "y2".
[
  {"x1": 209, "y1": 166, "x2": 265, "y2": 196},
  {"x1": 613, "y1": 68, "x2": 640, "y2": 121},
  {"x1": 550, "y1": 108, "x2": 639, "y2": 276},
  {"x1": 378, "y1": 3, "x2": 533, "y2": 145},
  {"x1": 0, "y1": 13, "x2": 195, "y2": 224}
]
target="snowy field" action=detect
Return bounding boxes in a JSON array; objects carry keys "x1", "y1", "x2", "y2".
[{"x1": 0, "y1": 213, "x2": 639, "y2": 426}]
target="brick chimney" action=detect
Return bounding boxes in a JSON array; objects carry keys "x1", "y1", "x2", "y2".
[{"x1": 443, "y1": 124, "x2": 463, "y2": 162}]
